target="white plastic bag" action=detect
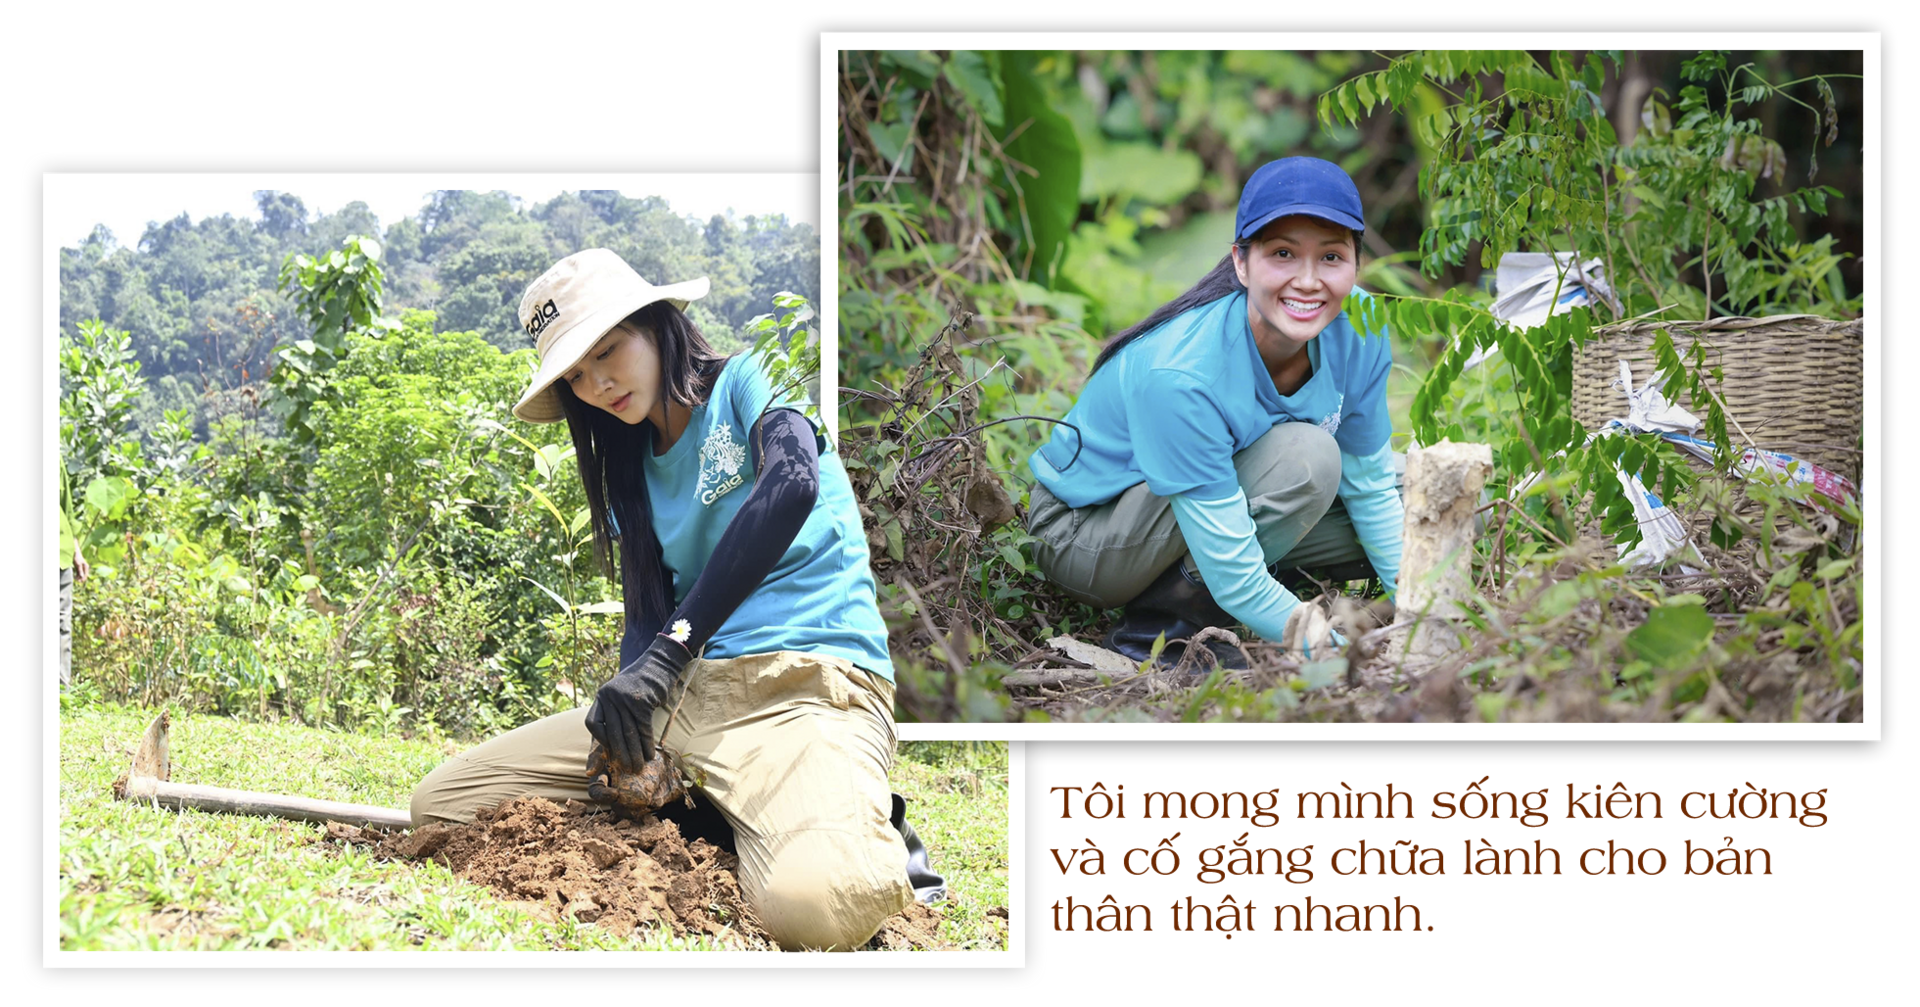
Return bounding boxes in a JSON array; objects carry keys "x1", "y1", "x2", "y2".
[{"x1": 1467, "y1": 253, "x2": 1623, "y2": 370}]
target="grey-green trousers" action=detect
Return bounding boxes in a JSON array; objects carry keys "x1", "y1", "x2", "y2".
[{"x1": 1028, "y1": 422, "x2": 1369, "y2": 609}]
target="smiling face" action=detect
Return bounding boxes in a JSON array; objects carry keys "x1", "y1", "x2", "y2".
[
  {"x1": 563, "y1": 321, "x2": 666, "y2": 427},
  {"x1": 1232, "y1": 214, "x2": 1358, "y2": 354}
]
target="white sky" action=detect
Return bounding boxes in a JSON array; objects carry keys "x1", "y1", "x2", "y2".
[{"x1": 43, "y1": 173, "x2": 818, "y2": 250}]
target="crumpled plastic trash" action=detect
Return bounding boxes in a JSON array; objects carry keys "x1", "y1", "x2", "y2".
[
  {"x1": 1614, "y1": 359, "x2": 1700, "y2": 433},
  {"x1": 1510, "y1": 355, "x2": 1699, "y2": 570},
  {"x1": 1653, "y1": 431, "x2": 1859, "y2": 512},
  {"x1": 1466, "y1": 253, "x2": 1624, "y2": 369}
]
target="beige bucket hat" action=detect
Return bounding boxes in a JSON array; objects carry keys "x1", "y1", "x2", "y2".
[{"x1": 511, "y1": 248, "x2": 710, "y2": 424}]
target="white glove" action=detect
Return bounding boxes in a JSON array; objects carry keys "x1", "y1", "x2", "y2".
[{"x1": 1282, "y1": 600, "x2": 1347, "y2": 660}]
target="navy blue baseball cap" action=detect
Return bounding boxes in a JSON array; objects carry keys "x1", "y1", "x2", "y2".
[{"x1": 1235, "y1": 157, "x2": 1366, "y2": 241}]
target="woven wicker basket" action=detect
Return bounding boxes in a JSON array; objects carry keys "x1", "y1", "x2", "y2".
[{"x1": 1570, "y1": 314, "x2": 1864, "y2": 482}]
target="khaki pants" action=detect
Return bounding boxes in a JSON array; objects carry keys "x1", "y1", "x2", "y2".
[
  {"x1": 1029, "y1": 422, "x2": 1368, "y2": 608},
  {"x1": 410, "y1": 651, "x2": 912, "y2": 951}
]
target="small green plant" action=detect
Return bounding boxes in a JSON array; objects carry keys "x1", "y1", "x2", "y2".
[
  {"x1": 746, "y1": 291, "x2": 822, "y2": 424},
  {"x1": 271, "y1": 235, "x2": 389, "y2": 447},
  {"x1": 59, "y1": 319, "x2": 148, "y2": 491}
]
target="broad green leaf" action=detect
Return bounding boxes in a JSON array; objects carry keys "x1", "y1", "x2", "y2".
[
  {"x1": 1534, "y1": 579, "x2": 1585, "y2": 619},
  {"x1": 1643, "y1": 95, "x2": 1674, "y2": 137},
  {"x1": 942, "y1": 50, "x2": 1003, "y2": 129},
  {"x1": 1765, "y1": 564, "x2": 1802, "y2": 593},
  {"x1": 1781, "y1": 576, "x2": 1812, "y2": 611},
  {"x1": 866, "y1": 121, "x2": 912, "y2": 172},
  {"x1": 1626, "y1": 602, "x2": 1714, "y2": 666},
  {"x1": 534, "y1": 443, "x2": 570, "y2": 481},
  {"x1": 1299, "y1": 658, "x2": 1347, "y2": 690},
  {"x1": 82, "y1": 476, "x2": 137, "y2": 520},
  {"x1": 523, "y1": 482, "x2": 569, "y2": 532},
  {"x1": 1081, "y1": 143, "x2": 1203, "y2": 204},
  {"x1": 879, "y1": 49, "x2": 940, "y2": 86},
  {"x1": 998, "y1": 50, "x2": 1082, "y2": 289},
  {"x1": 1814, "y1": 557, "x2": 1855, "y2": 580},
  {"x1": 520, "y1": 576, "x2": 571, "y2": 614}
]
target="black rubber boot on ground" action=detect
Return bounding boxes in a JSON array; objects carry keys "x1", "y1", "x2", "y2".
[
  {"x1": 892, "y1": 793, "x2": 947, "y2": 903},
  {"x1": 1102, "y1": 560, "x2": 1250, "y2": 671}
]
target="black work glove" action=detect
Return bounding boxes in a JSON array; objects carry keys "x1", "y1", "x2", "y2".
[{"x1": 584, "y1": 635, "x2": 694, "y2": 770}]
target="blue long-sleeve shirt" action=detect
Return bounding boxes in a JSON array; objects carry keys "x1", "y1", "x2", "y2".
[{"x1": 1031, "y1": 291, "x2": 1401, "y2": 642}]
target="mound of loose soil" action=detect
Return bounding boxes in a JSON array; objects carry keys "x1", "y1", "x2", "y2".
[
  {"x1": 329, "y1": 796, "x2": 979, "y2": 951},
  {"x1": 368, "y1": 796, "x2": 766, "y2": 946}
]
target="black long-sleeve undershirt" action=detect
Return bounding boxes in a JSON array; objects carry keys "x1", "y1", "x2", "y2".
[{"x1": 619, "y1": 407, "x2": 821, "y2": 666}]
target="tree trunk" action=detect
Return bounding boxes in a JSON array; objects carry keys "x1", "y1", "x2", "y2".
[{"x1": 1395, "y1": 440, "x2": 1494, "y2": 660}]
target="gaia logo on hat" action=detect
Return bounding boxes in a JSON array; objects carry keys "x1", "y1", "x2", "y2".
[
  {"x1": 510, "y1": 249, "x2": 712, "y2": 425},
  {"x1": 524, "y1": 299, "x2": 560, "y2": 340}
]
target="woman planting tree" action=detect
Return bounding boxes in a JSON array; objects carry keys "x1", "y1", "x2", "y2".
[
  {"x1": 410, "y1": 249, "x2": 941, "y2": 950},
  {"x1": 1026, "y1": 157, "x2": 1405, "y2": 669}
]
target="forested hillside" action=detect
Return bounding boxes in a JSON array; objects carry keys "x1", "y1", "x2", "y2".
[
  {"x1": 58, "y1": 189, "x2": 820, "y2": 435},
  {"x1": 57, "y1": 184, "x2": 821, "y2": 741}
]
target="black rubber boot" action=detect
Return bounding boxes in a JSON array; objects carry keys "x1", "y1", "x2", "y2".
[
  {"x1": 892, "y1": 793, "x2": 946, "y2": 903},
  {"x1": 1270, "y1": 557, "x2": 1383, "y2": 600},
  {"x1": 1102, "y1": 560, "x2": 1250, "y2": 671}
]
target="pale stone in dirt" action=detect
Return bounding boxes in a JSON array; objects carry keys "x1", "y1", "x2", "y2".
[{"x1": 1045, "y1": 636, "x2": 1140, "y2": 675}]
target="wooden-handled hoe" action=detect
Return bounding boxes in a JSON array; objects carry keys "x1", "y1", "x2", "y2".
[
  {"x1": 111, "y1": 712, "x2": 688, "y2": 828},
  {"x1": 111, "y1": 712, "x2": 414, "y2": 829}
]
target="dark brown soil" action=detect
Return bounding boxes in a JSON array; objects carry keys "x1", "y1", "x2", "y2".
[
  {"x1": 325, "y1": 796, "x2": 968, "y2": 951},
  {"x1": 866, "y1": 900, "x2": 948, "y2": 950},
  {"x1": 367, "y1": 796, "x2": 765, "y2": 945}
]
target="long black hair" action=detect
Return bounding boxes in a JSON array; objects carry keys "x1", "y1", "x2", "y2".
[
  {"x1": 1091, "y1": 244, "x2": 1249, "y2": 373},
  {"x1": 1090, "y1": 223, "x2": 1364, "y2": 373},
  {"x1": 555, "y1": 299, "x2": 729, "y2": 632}
]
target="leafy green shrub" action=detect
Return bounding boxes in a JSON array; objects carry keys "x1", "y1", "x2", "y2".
[
  {"x1": 60, "y1": 319, "x2": 148, "y2": 494},
  {"x1": 1321, "y1": 49, "x2": 1855, "y2": 319},
  {"x1": 1322, "y1": 50, "x2": 1858, "y2": 556},
  {"x1": 270, "y1": 235, "x2": 388, "y2": 448}
]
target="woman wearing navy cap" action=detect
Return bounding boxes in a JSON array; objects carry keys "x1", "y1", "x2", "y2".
[{"x1": 1026, "y1": 157, "x2": 1404, "y2": 667}]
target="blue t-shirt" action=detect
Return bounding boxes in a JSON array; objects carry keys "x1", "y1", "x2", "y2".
[
  {"x1": 642, "y1": 353, "x2": 894, "y2": 680},
  {"x1": 1030, "y1": 290, "x2": 1393, "y2": 507}
]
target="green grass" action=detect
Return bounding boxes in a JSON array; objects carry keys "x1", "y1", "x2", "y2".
[
  {"x1": 58, "y1": 703, "x2": 1009, "y2": 952},
  {"x1": 893, "y1": 741, "x2": 1012, "y2": 949}
]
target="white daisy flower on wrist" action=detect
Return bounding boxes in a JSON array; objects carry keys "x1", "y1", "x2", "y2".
[{"x1": 668, "y1": 619, "x2": 693, "y2": 644}]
